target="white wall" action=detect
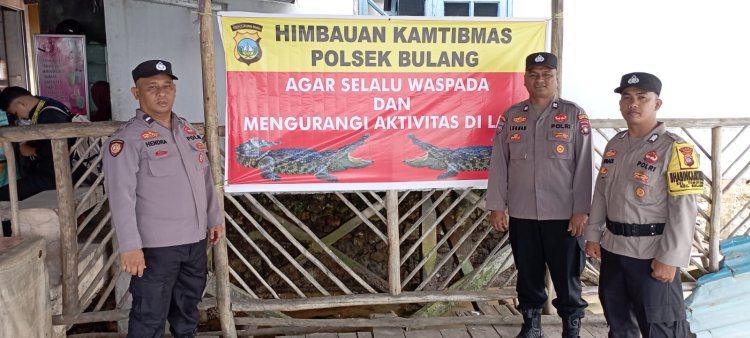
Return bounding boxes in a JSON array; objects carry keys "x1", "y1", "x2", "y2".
[{"x1": 104, "y1": 0, "x2": 354, "y2": 123}]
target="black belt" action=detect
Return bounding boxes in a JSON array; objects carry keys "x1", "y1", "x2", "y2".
[{"x1": 606, "y1": 219, "x2": 665, "y2": 237}]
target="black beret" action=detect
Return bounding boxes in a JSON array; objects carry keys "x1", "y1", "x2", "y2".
[
  {"x1": 132, "y1": 60, "x2": 178, "y2": 83},
  {"x1": 525, "y1": 52, "x2": 557, "y2": 70},
  {"x1": 614, "y1": 72, "x2": 661, "y2": 96}
]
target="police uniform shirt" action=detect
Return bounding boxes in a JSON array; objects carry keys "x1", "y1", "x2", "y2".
[
  {"x1": 486, "y1": 97, "x2": 593, "y2": 220},
  {"x1": 103, "y1": 110, "x2": 223, "y2": 253},
  {"x1": 584, "y1": 122, "x2": 701, "y2": 267}
]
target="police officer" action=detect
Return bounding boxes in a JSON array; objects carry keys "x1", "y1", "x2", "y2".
[
  {"x1": 584, "y1": 72, "x2": 700, "y2": 338},
  {"x1": 487, "y1": 52, "x2": 592, "y2": 338},
  {"x1": 103, "y1": 60, "x2": 223, "y2": 337}
]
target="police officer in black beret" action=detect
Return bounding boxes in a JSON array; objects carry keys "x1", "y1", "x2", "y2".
[
  {"x1": 585, "y1": 72, "x2": 700, "y2": 337},
  {"x1": 103, "y1": 60, "x2": 224, "y2": 337},
  {"x1": 487, "y1": 52, "x2": 593, "y2": 338}
]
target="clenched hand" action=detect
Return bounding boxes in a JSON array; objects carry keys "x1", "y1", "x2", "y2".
[
  {"x1": 120, "y1": 249, "x2": 146, "y2": 277},
  {"x1": 651, "y1": 259, "x2": 677, "y2": 283},
  {"x1": 209, "y1": 224, "x2": 223, "y2": 245}
]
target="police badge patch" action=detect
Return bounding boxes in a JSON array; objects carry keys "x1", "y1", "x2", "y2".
[
  {"x1": 109, "y1": 139, "x2": 124, "y2": 157},
  {"x1": 496, "y1": 115, "x2": 507, "y2": 134}
]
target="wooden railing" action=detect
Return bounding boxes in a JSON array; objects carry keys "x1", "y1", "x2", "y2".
[{"x1": 1, "y1": 118, "x2": 749, "y2": 335}]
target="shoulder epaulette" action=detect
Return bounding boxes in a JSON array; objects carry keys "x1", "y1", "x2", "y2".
[{"x1": 665, "y1": 131, "x2": 686, "y2": 143}]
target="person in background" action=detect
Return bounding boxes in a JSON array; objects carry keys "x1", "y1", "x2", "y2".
[
  {"x1": 0, "y1": 86, "x2": 79, "y2": 202},
  {"x1": 486, "y1": 52, "x2": 593, "y2": 338},
  {"x1": 90, "y1": 81, "x2": 111, "y2": 121},
  {"x1": 585, "y1": 72, "x2": 700, "y2": 338},
  {"x1": 103, "y1": 59, "x2": 223, "y2": 337}
]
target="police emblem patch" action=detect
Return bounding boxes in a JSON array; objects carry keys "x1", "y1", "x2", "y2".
[
  {"x1": 599, "y1": 167, "x2": 608, "y2": 177},
  {"x1": 635, "y1": 186, "x2": 646, "y2": 198},
  {"x1": 141, "y1": 131, "x2": 159, "y2": 140},
  {"x1": 580, "y1": 120, "x2": 591, "y2": 135},
  {"x1": 510, "y1": 133, "x2": 522, "y2": 141},
  {"x1": 196, "y1": 142, "x2": 206, "y2": 150},
  {"x1": 633, "y1": 171, "x2": 649, "y2": 183},
  {"x1": 109, "y1": 139, "x2": 124, "y2": 157},
  {"x1": 496, "y1": 115, "x2": 507, "y2": 134},
  {"x1": 555, "y1": 144, "x2": 566, "y2": 154},
  {"x1": 199, "y1": 153, "x2": 205, "y2": 163},
  {"x1": 554, "y1": 132, "x2": 569, "y2": 140},
  {"x1": 155, "y1": 150, "x2": 169, "y2": 157},
  {"x1": 678, "y1": 145, "x2": 698, "y2": 169},
  {"x1": 513, "y1": 116, "x2": 528, "y2": 123},
  {"x1": 606, "y1": 149, "x2": 617, "y2": 157},
  {"x1": 644, "y1": 151, "x2": 658, "y2": 164},
  {"x1": 183, "y1": 125, "x2": 195, "y2": 135},
  {"x1": 554, "y1": 113, "x2": 568, "y2": 123}
]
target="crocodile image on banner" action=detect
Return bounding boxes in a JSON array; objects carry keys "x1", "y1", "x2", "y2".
[
  {"x1": 403, "y1": 134, "x2": 491, "y2": 179},
  {"x1": 235, "y1": 134, "x2": 373, "y2": 181}
]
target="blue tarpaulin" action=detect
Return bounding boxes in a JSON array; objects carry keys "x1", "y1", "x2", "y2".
[{"x1": 686, "y1": 236, "x2": 750, "y2": 338}]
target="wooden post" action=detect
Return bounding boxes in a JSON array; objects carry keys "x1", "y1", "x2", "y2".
[
  {"x1": 709, "y1": 127, "x2": 722, "y2": 272},
  {"x1": 545, "y1": 0, "x2": 564, "y2": 314},
  {"x1": 52, "y1": 139, "x2": 80, "y2": 316},
  {"x1": 198, "y1": 0, "x2": 237, "y2": 336},
  {"x1": 551, "y1": 0, "x2": 564, "y2": 93},
  {"x1": 2, "y1": 142, "x2": 20, "y2": 236},
  {"x1": 386, "y1": 190, "x2": 401, "y2": 295}
]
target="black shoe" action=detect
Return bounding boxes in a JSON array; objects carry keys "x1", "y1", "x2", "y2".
[
  {"x1": 515, "y1": 308, "x2": 545, "y2": 338},
  {"x1": 562, "y1": 316, "x2": 582, "y2": 338}
]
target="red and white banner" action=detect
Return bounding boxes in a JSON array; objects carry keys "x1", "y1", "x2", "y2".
[{"x1": 219, "y1": 13, "x2": 547, "y2": 192}]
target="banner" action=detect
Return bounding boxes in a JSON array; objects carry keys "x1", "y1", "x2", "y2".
[{"x1": 219, "y1": 13, "x2": 547, "y2": 192}]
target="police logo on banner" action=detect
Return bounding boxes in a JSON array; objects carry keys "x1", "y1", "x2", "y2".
[{"x1": 232, "y1": 22, "x2": 264, "y2": 65}]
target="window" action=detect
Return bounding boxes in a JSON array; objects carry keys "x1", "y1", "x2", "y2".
[{"x1": 426, "y1": 0, "x2": 512, "y2": 17}]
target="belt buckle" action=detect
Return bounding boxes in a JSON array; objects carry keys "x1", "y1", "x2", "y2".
[
  {"x1": 628, "y1": 224, "x2": 639, "y2": 236},
  {"x1": 649, "y1": 223, "x2": 656, "y2": 235}
]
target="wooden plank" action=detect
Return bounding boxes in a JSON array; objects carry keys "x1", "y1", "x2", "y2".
[
  {"x1": 52, "y1": 139, "x2": 80, "y2": 316},
  {"x1": 582, "y1": 321, "x2": 609, "y2": 338},
  {"x1": 231, "y1": 290, "x2": 515, "y2": 312},
  {"x1": 466, "y1": 324, "x2": 501, "y2": 338},
  {"x1": 403, "y1": 330, "x2": 436, "y2": 338},
  {"x1": 543, "y1": 322, "x2": 563, "y2": 337},
  {"x1": 490, "y1": 325, "x2": 519, "y2": 338},
  {"x1": 339, "y1": 333, "x2": 359, "y2": 338},
  {"x1": 357, "y1": 333, "x2": 373, "y2": 338},
  {"x1": 371, "y1": 312, "x2": 405, "y2": 338},
  {"x1": 440, "y1": 328, "x2": 472, "y2": 338},
  {"x1": 308, "y1": 333, "x2": 339, "y2": 338},
  {"x1": 492, "y1": 305, "x2": 513, "y2": 317},
  {"x1": 578, "y1": 326, "x2": 596, "y2": 338},
  {"x1": 386, "y1": 190, "x2": 401, "y2": 295},
  {"x1": 476, "y1": 301, "x2": 500, "y2": 316},
  {"x1": 372, "y1": 328, "x2": 405, "y2": 338}
]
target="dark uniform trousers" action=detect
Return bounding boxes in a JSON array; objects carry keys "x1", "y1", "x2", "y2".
[
  {"x1": 128, "y1": 239, "x2": 208, "y2": 338},
  {"x1": 509, "y1": 217, "x2": 587, "y2": 318},
  {"x1": 599, "y1": 248, "x2": 690, "y2": 338}
]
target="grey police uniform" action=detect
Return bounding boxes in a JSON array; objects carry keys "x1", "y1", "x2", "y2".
[
  {"x1": 103, "y1": 109, "x2": 222, "y2": 337},
  {"x1": 585, "y1": 122, "x2": 700, "y2": 337},
  {"x1": 486, "y1": 97, "x2": 593, "y2": 219},
  {"x1": 486, "y1": 96, "x2": 592, "y2": 320},
  {"x1": 104, "y1": 110, "x2": 222, "y2": 252}
]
